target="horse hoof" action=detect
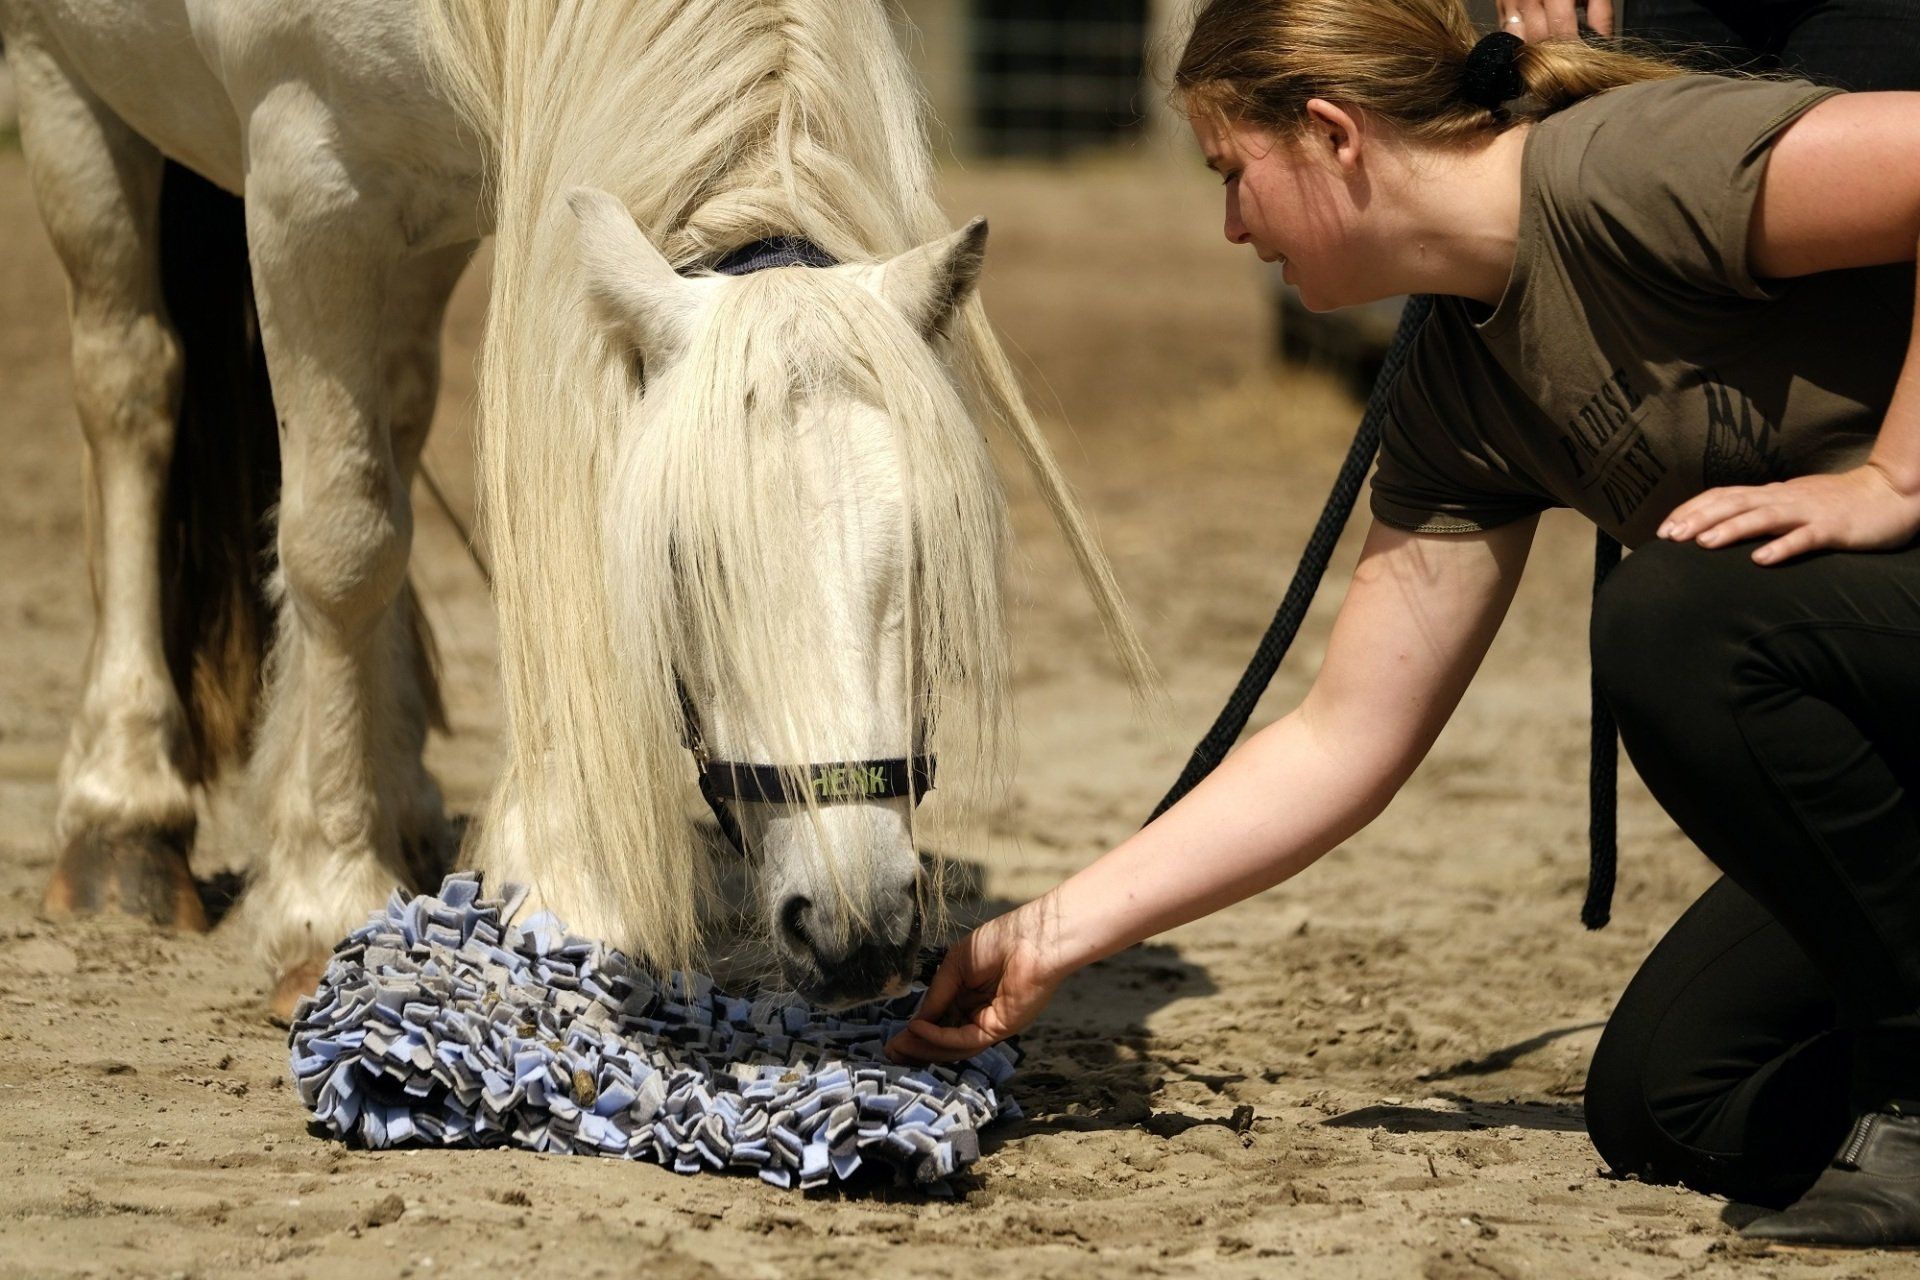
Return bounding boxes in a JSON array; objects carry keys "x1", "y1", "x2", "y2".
[
  {"x1": 41, "y1": 826, "x2": 208, "y2": 932},
  {"x1": 269, "y1": 958, "x2": 329, "y2": 1022}
]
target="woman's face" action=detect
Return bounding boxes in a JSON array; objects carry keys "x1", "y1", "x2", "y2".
[{"x1": 1190, "y1": 108, "x2": 1369, "y2": 312}]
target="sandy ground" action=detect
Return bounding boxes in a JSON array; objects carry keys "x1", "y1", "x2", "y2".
[{"x1": 0, "y1": 135, "x2": 1909, "y2": 1279}]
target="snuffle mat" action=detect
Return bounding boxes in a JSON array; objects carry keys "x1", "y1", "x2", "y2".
[{"x1": 288, "y1": 873, "x2": 1018, "y2": 1191}]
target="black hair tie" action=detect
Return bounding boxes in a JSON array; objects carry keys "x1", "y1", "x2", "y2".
[{"x1": 1460, "y1": 31, "x2": 1526, "y2": 111}]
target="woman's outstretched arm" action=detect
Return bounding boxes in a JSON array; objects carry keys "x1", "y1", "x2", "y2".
[{"x1": 888, "y1": 513, "x2": 1539, "y2": 1063}]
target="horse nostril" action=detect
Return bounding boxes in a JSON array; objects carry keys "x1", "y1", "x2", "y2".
[{"x1": 779, "y1": 896, "x2": 814, "y2": 955}]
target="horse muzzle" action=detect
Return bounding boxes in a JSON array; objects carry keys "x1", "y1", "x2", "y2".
[{"x1": 775, "y1": 894, "x2": 922, "y2": 1008}]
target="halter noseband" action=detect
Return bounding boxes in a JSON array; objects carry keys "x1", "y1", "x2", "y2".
[{"x1": 676, "y1": 237, "x2": 937, "y2": 858}]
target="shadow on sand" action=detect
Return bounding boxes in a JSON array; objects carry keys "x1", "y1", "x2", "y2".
[
  {"x1": 1323, "y1": 1096, "x2": 1589, "y2": 1135},
  {"x1": 1416, "y1": 1020, "x2": 1606, "y2": 1083},
  {"x1": 1314, "y1": 1023, "x2": 1606, "y2": 1136}
]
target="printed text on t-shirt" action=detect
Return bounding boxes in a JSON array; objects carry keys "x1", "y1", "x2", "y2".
[{"x1": 1557, "y1": 366, "x2": 1670, "y2": 525}]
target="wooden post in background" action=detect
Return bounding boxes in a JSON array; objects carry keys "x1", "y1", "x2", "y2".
[
  {"x1": 891, "y1": 0, "x2": 977, "y2": 160},
  {"x1": 0, "y1": 45, "x2": 16, "y2": 142}
]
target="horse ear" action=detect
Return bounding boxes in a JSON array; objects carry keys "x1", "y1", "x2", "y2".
[
  {"x1": 567, "y1": 187, "x2": 697, "y2": 357},
  {"x1": 881, "y1": 217, "x2": 988, "y2": 338}
]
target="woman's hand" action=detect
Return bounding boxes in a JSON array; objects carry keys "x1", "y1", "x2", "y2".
[
  {"x1": 884, "y1": 899, "x2": 1071, "y2": 1064},
  {"x1": 1657, "y1": 464, "x2": 1920, "y2": 563},
  {"x1": 1495, "y1": 0, "x2": 1613, "y2": 42}
]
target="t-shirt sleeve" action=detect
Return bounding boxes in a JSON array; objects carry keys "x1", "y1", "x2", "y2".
[
  {"x1": 1573, "y1": 77, "x2": 1842, "y2": 300},
  {"x1": 1368, "y1": 302, "x2": 1554, "y2": 535}
]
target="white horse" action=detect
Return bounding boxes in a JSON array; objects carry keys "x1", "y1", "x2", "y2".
[{"x1": 3, "y1": 0, "x2": 1151, "y2": 1015}]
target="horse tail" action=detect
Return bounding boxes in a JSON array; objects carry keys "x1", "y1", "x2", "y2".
[{"x1": 155, "y1": 159, "x2": 280, "y2": 779}]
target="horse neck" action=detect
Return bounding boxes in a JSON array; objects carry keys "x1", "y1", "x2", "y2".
[
  {"x1": 656, "y1": 3, "x2": 944, "y2": 265},
  {"x1": 429, "y1": 0, "x2": 945, "y2": 265}
]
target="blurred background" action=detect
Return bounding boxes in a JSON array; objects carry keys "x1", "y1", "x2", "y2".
[{"x1": 891, "y1": 0, "x2": 1503, "y2": 386}]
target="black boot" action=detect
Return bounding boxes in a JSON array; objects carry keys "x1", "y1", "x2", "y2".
[{"x1": 1741, "y1": 1111, "x2": 1920, "y2": 1248}]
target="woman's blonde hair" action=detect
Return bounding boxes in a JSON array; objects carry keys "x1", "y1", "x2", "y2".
[{"x1": 1175, "y1": 0, "x2": 1684, "y2": 144}]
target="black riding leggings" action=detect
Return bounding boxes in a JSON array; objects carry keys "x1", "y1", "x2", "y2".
[{"x1": 1583, "y1": 539, "x2": 1920, "y2": 1207}]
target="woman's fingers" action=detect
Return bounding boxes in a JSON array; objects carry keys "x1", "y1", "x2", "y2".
[
  {"x1": 907, "y1": 1017, "x2": 1001, "y2": 1054},
  {"x1": 1659, "y1": 486, "x2": 1766, "y2": 540},
  {"x1": 1692, "y1": 506, "x2": 1791, "y2": 547},
  {"x1": 1660, "y1": 470, "x2": 1920, "y2": 565},
  {"x1": 1517, "y1": 0, "x2": 1550, "y2": 42},
  {"x1": 909, "y1": 946, "x2": 968, "y2": 1026},
  {"x1": 1664, "y1": 489, "x2": 1830, "y2": 558},
  {"x1": 1543, "y1": 0, "x2": 1582, "y2": 37},
  {"x1": 1753, "y1": 526, "x2": 1821, "y2": 564},
  {"x1": 886, "y1": 1017, "x2": 1000, "y2": 1064},
  {"x1": 884, "y1": 1024, "x2": 954, "y2": 1064},
  {"x1": 1497, "y1": 0, "x2": 1606, "y2": 40}
]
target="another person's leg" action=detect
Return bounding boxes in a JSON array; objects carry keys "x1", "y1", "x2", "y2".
[
  {"x1": 1586, "y1": 876, "x2": 1851, "y2": 1208},
  {"x1": 1617, "y1": 0, "x2": 1793, "y2": 71},
  {"x1": 1776, "y1": 0, "x2": 1920, "y2": 91},
  {"x1": 1622, "y1": 0, "x2": 1920, "y2": 90},
  {"x1": 1591, "y1": 538, "x2": 1920, "y2": 1242}
]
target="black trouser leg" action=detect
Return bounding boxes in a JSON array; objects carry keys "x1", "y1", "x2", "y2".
[
  {"x1": 1624, "y1": 0, "x2": 1920, "y2": 90},
  {"x1": 1584, "y1": 540, "x2": 1920, "y2": 1195},
  {"x1": 1587, "y1": 876, "x2": 1852, "y2": 1206},
  {"x1": 1777, "y1": 0, "x2": 1920, "y2": 90},
  {"x1": 1619, "y1": 0, "x2": 1804, "y2": 72}
]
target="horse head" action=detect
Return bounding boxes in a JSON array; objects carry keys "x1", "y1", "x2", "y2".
[{"x1": 570, "y1": 188, "x2": 1004, "y2": 1005}]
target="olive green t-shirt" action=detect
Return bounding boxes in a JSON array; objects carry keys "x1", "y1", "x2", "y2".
[{"x1": 1368, "y1": 75, "x2": 1912, "y2": 548}]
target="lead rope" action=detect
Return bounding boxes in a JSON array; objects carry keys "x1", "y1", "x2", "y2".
[
  {"x1": 1146, "y1": 292, "x2": 1619, "y2": 930},
  {"x1": 1585, "y1": 531, "x2": 1621, "y2": 928},
  {"x1": 1146, "y1": 294, "x2": 1431, "y2": 823}
]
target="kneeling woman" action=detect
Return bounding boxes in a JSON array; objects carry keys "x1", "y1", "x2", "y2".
[{"x1": 888, "y1": 0, "x2": 1920, "y2": 1248}]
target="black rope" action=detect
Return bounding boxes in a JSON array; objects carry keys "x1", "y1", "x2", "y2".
[
  {"x1": 1584, "y1": 531, "x2": 1622, "y2": 929},
  {"x1": 1147, "y1": 294, "x2": 1434, "y2": 824},
  {"x1": 1145, "y1": 292, "x2": 1621, "y2": 932}
]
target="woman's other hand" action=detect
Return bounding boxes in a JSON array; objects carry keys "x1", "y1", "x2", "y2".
[
  {"x1": 884, "y1": 899, "x2": 1070, "y2": 1065},
  {"x1": 1495, "y1": 0, "x2": 1613, "y2": 41},
  {"x1": 1657, "y1": 464, "x2": 1920, "y2": 563}
]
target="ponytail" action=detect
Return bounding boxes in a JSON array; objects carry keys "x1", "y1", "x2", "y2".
[
  {"x1": 1174, "y1": 0, "x2": 1683, "y2": 145},
  {"x1": 1515, "y1": 35, "x2": 1682, "y2": 114}
]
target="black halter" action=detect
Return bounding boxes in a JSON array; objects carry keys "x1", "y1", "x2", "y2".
[
  {"x1": 709, "y1": 236, "x2": 840, "y2": 276},
  {"x1": 676, "y1": 237, "x2": 937, "y2": 857}
]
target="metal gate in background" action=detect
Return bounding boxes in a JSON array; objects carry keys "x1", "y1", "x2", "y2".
[{"x1": 970, "y1": 0, "x2": 1152, "y2": 156}]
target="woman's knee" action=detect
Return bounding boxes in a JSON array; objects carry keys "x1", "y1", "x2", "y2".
[
  {"x1": 1585, "y1": 1003, "x2": 1673, "y2": 1182},
  {"x1": 1586, "y1": 990, "x2": 1781, "y2": 1202}
]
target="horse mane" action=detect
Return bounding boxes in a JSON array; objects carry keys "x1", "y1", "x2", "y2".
[{"x1": 421, "y1": 0, "x2": 1155, "y2": 971}]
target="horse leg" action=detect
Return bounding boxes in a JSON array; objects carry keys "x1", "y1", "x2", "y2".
[
  {"x1": 237, "y1": 137, "x2": 425, "y2": 1016},
  {"x1": 379, "y1": 240, "x2": 477, "y2": 882},
  {"x1": 8, "y1": 31, "x2": 205, "y2": 930}
]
